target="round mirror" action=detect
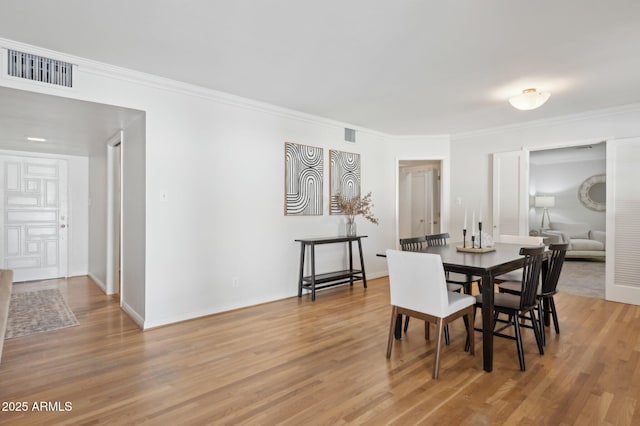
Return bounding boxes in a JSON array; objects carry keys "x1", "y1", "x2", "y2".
[{"x1": 578, "y1": 174, "x2": 606, "y2": 211}]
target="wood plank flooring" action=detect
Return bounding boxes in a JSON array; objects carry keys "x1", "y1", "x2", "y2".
[{"x1": 1, "y1": 275, "x2": 639, "y2": 425}]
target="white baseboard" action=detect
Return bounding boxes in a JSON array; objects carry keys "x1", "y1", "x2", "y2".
[
  {"x1": 87, "y1": 273, "x2": 106, "y2": 292},
  {"x1": 122, "y1": 301, "x2": 144, "y2": 329},
  {"x1": 87, "y1": 273, "x2": 144, "y2": 329},
  {"x1": 367, "y1": 270, "x2": 389, "y2": 280}
]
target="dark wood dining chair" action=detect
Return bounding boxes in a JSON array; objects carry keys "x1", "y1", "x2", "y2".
[
  {"x1": 494, "y1": 234, "x2": 545, "y2": 283},
  {"x1": 498, "y1": 243, "x2": 568, "y2": 345},
  {"x1": 426, "y1": 233, "x2": 477, "y2": 294},
  {"x1": 425, "y1": 232, "x2": 450, "y2": 246},
  {"x1": 399, "y1": 236, "x2": 427, "y2": 251},
  {"x1": 473, "y1": 246, "x2": 545, "y2": 371}
]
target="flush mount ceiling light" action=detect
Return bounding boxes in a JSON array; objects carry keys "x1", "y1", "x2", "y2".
[
  {"x1": 508, "y1": 88, "x2": 551, "y2": 110},
  {"x1": 27, "y1": 137, "x2": 47, "y2": 142}
]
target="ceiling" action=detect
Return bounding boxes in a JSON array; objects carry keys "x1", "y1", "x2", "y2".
[
  {"x1": 0, "y1": 0, "x2": 639, "y2": 147},
  {"x1": 0, "y1": 86, "x2": 143, "y2": 156}
]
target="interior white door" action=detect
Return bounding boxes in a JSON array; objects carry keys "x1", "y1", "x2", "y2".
[
  {"x1": 0, "y1": 156, "x2": 68, "y2": 282},
  {"x1": 424, "y1": 170, "x2": 435, "y2": 235},
  {"x1": 606, "y1": 137, "x2": 640, "y2": 305},
  {"x1": 410, "y1": 173, "x2": 426, "y2": 236},
  {"x1": 492, "y1": 150, "x2": 529, "y2": 238}
]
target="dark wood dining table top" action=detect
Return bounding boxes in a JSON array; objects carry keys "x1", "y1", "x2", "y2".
[{"x1": 415, "y1": 242, "x2": 530, "y2": 277}]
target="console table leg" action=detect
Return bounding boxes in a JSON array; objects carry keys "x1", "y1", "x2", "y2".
[
  {"x1": 298, "y1": 242, "x2": 305, "y2": 297},
  {"x1": 348, "y1": 241, "x2": 354, "y2": 286},
  {"x1": 358, "y1": 238, "x2": 367, "y2": 288},
  {"x1": 310, "y1": 244, "x2": 316, "y2": 301}
]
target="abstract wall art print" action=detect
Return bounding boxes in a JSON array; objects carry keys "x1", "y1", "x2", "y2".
[
  {"x1": 284, "y1": 142, "x2": 323, "y2": 215},
  {"x1": 330, "y1": 150, "x2": 361, "y2": 214}
]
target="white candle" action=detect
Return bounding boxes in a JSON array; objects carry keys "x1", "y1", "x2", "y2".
[
  {"x1": 479, "y1": 207, "x2": 483, "y2": 223},
  {"x1": 472, "y1": 210, "x2": 476, "y2": 235},
  {"x1": 464, "y1": 208, "x2": 467, "y2": 230}
]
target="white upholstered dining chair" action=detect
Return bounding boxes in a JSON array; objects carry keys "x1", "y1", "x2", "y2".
[
  {"x1": 495, "y1": 235, "x2": 544, "y2": 282},
  {"x1": 385, "y1": 249, "x2": 475, "y2": 379}
]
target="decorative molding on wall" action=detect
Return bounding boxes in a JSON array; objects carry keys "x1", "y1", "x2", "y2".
[
  {"x1": 452, "y1": 103, "x2": 640, "y2": 140},
  {"x1": 284, "y1": 142, "x2": 323, "y2": 216},
  {"x1": 4, "y1": 38, "x2": 640, "y2": 144},
  {"x1": 329, "y1": 150, "x2": 361, "y2": 215},
  {"x1": 0, "y1": 38, "x2": 391, "y2": 140}
]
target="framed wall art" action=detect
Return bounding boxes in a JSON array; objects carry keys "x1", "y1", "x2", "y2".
[
  {"x1": 284, "y1": 142, "x2": 323, "y2": 215},
  {"x1": 329, "y1": 150, "x2": 361, "y2": 214}
]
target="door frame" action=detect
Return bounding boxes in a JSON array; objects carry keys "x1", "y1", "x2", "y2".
[
  {"x1": 106, "y1": 133, "x2": 122, "y2": 299},
  {"x1": 396, "y1": 157, "x2": 449, "y2": 245},
  {"x1": 494, "y1": 138, "x2": 611, "y2": 300}
]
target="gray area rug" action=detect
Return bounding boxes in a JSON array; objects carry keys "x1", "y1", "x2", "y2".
[
  {"x1": 5, "y1": 287, "x2": 79, "y2": 339},
  {"x1": 557, "y1": 259, "x2": 605, "y2": 298}
]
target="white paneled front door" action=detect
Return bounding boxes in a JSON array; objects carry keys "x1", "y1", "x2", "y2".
[{"x1": 0, "y1": 155, "x2": 68, "y2": 282}]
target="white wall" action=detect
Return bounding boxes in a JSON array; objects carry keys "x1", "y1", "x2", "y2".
[
  {"x1": 67, "y1": 155, "x2": 89, "y2": 276},
  {"x1": 4, "y1": 38, "x2": 640, "y2": 327},
  {"x1": 529, "y1": 158, "x2": 606, "y2": 231},
  {"x1": 122, "y1": 115, "x2": 145, "y2": 323},
  {"x1": 450, "y1": 108, "x2": 640, "y2": 240},
  {"x1": 88, "y1": 145, "x2": 107, "y2": 288},
  {"x1": 0, "y1": 39, "x2": 449, "y2": 328}
]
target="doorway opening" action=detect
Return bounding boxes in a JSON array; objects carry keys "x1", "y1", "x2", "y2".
[
  {"x1": 529, "y1": 142, "x2": 607, "y2": 299},
  {"x1": 398, "y1": 160, "x2": 443, "y2": 240}
]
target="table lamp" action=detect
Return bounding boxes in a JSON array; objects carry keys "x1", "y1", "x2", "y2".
[{"x1": 535, "y1": 196, "x2": 555, "y2": 228}]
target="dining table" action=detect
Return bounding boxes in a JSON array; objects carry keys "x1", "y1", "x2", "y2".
[{"x1": 380, "y1": 242, "x2": 544, "y2": 372}]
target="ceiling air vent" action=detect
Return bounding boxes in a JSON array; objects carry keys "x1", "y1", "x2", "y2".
[
  {"x1": 7, "y1": 49, "x2": 73, "y2": 88},
  {"x1": 345, "y1": 128, "x2": 356, "y2": 143}
]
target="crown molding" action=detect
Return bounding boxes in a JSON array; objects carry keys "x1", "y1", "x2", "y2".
[
  {"x1": 392, "y1": 134, "x2": 451, "y2": 141},
  {"x1": 452, "y1": 103, "x2": 640, "y2": 140},
  {"x1": 0, "y1": 37, "x2": 391, "y2": 140},
  {"x1": 5, "y1": 37, "x2": 637, "y2": 143}
]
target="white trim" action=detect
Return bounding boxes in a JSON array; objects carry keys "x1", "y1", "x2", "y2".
[
  {"x1": 0, "y1": 37, "x2": 390, "y2": 140},
  {"x1": 105, "y1": 132, "x2": 122, "y2": 296},
  {"x1": 452, "y1": 104, "x2": 640, "y2": 140},
  {"x1": 393, "y1": 134, "x2": 451, "y2": 140},
  {"x1": 395, "y1": 156, "x2": 450, "y2": 245},
  {"x1": 526, "y1": 137, "x2": 608, "y2": 154},
  {"x1": 122, "y1": 301, "x2": 144, "y2": 329},
  {"x1": 88, "y1": 272, "x2": 106, "y2": 292},
  {"x1": 3, "y1": 37, "x2": 640, "y2": 143}
]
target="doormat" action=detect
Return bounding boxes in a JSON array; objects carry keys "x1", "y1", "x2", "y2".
[{"x1": 5, "y1": 288, "x2": 79, "y2": 339}]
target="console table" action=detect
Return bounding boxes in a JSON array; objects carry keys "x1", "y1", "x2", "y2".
[{"x1": 295, "y1": 236, "x2": 368, "y2": 301}]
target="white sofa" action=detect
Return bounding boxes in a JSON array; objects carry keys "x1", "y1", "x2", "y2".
[{"x1": 542, "y1": 222, "x2": 605, "y2": 260}]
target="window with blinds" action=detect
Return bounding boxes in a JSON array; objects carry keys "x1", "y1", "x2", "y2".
[{"x1": 7, "y1": 49, "x2": 73, "y2": 87}]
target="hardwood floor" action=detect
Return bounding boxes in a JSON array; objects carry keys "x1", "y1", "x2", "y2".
[{"x1": 1, "y1": 275, "x2": 639, "y2": 425}]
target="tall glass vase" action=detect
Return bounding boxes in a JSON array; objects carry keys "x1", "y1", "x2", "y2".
[{"x1": 346, "y1": 216, "x2": 357, "y2": 236}]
